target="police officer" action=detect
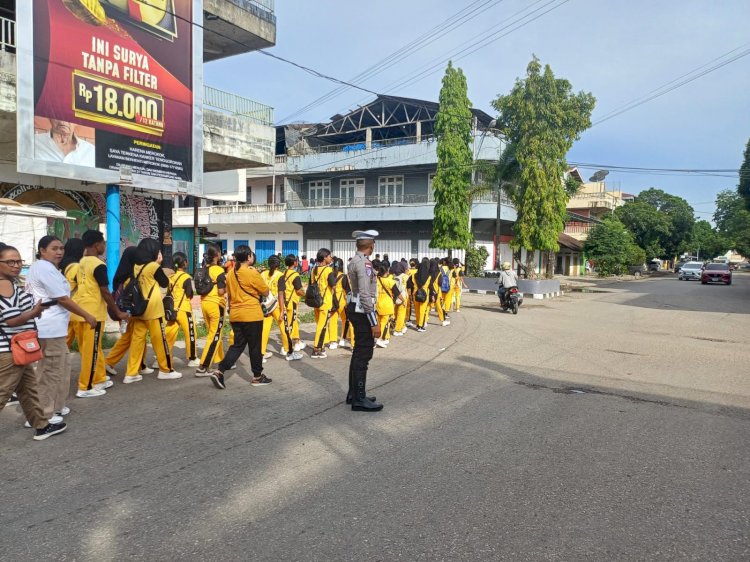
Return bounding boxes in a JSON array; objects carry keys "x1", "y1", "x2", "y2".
[{"x1": 345, "y1": 230, "x2": 383, "y2": 412}]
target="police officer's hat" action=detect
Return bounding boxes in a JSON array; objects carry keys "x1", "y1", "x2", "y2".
[{"x1": 352, "y1": 229, "x2": 379, "y2": 240}]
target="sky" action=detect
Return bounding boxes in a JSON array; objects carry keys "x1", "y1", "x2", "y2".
[{"x1": 204, "y1": 0, "x2": 750, "y2": 221}]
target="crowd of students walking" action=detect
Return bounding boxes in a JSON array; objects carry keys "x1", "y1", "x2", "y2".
[{"x1": 0, "y1": 231, "x2": 467, "y2": 441}]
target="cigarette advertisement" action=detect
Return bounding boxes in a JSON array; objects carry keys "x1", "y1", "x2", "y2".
[{"x1": 17, "y1": 0, "x2": 203, "y2": 193}]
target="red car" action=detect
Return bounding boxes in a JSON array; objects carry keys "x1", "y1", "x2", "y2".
[{"x1": 701, "y1": 263, "x2": 732, "y2": 285}]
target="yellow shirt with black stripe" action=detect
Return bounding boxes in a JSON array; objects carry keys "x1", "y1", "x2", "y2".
[
  {"x1": 201, "y1": 264, "x2": 227, "y2": 307},
  {"x1": 133, "y1": 262, "x2": 166, "y2": 321},
  {"x1": 73, "y1": 256, "x2": 108, "y2": 322},
  {"x1": 169, "y1": 271, "x2": 194, "y2": 313}
]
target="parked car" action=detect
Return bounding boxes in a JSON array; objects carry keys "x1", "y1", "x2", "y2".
[
  {"x1": 674, "y1": 260, "x2": 688, "y2": 273},
  {"x1": 701, "y1": 262, "x2": 732, "y2": 285},
  {"x1": 648, "y1": 259, "x2": 662, "y2": 272},
  {"x1": 628, "y1": 263, "x2": 647, "y2": 276},
  {"x1": 678, "y1": 261, "x2": 703, "y2": 281}
]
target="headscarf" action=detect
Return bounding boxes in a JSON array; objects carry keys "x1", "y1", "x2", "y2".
[
  {"x1": 415, "y1": 258, "x2": 430, "y2": 287},
  {"x1": 112, "y1": 246, "x2": 139, "y2": 289}
]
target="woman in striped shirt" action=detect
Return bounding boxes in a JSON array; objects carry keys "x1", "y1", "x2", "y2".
[{"x1": 0, "y1": 244, "x2": 67, "y2": 441}]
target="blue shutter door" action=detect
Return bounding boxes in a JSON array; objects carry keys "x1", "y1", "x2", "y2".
[
  {"x1": 255, "y1": 240, "x2": 276, "y2": 264},
  {"x1": 233, "y1": 240, "x2": 249, "y2": 251},
  {"x1": 282, "y1": 240, "x2": 299, "y2": 257}
]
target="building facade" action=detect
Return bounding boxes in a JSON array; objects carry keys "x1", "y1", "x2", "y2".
[{"x1": 0, "y1": 0, "x2": 277, "y2": 266}]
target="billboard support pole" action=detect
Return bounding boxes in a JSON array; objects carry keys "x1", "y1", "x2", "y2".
[
  {"x1": 106, "y1": 184, "x2": 121, "y2": 289},
  {"x1": 193, "y1": 197, "x2": 200, "y2": 274}
]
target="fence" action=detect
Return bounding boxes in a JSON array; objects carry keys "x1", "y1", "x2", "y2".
[
  {"x1": 204, "y1": 85, "x2": 274, "y2": 126},
  {"x1": 1, "y1": 16, "x2": 15, "y2": 51}
]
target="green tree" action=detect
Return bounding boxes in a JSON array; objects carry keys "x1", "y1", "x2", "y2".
[
  {"x1": 689, "y1": 220, "x2": 729, "y2": 260},
  {"x1": 738, "y1": 138, "x2": 750, "y2": 211},
  {"x1": 431, "y1": 61, "x2": 473, "y2": 255},
  {"x1": 584, "y1": 216, "x2": 643, "y2": 276},
  {"x1": 465, "y1": 244, "x2": 490, "y2": 276},
  {"x1": 714, "y1": 189, "x2": 750, "y2": 256},
  {"x1": 615, "y1": 188, "x2": 695, "y2": 258},
  {"x1": 492, "y1": 56, "x2": 595, "y2": 278}
]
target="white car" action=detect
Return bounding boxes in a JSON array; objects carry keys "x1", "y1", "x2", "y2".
[{"x1": 678, "y1": 261, "x2": 703, "y2": 281}]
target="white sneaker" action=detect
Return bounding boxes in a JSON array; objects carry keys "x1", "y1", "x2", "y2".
[
  {"x1": 105, "y1": 364, "x2": 117, "y2": 376},
  {"x1": 286, "y1": 351, "x2": 304, "y2": 361},
  {"x1": 157, "y1": 370, "x2": 182, "y2": 380},
  {"x1": 328, "y1": 342, "x2": 338, "y2": 350},
  {"x1": 94, "y1": 380, "x2": 114, "y2": 390},
  {"x1": 76, "y1": 388, "x2": 106, "y2": 398},
  {"x1": 293, "y1": 341, "x2": 306, "y2": 352},
  {"x1": 57, "y1": 406, "x2": 71, "y2": 416},
  {"x1": 187, "y1": 358, "x2": 200, "y2": 368},
  {"x1": 375, "y1": 339, "x2": 387, "y2": 348},
  {"x1": 123, "y1": 374, "x2": 143, "y2": 384},
  {"x1": 151, "y1": 360, "x2": 160, "y2": 369},
  {"x1": 263, "y1": 352, "x2": 272, "y2": 359},
  {"x1": 406, "y1": 321, "x2": 415, "y2": 328},
  {"x1": 442, "y1": 320, "x2": 451, "y2": 327},
  {"x1": 139, "y1": 367, "x2": 155, "y2": 375},
  {"x1": 338, "y1": 339, "x2": 351, "y2": 349},
  {"x1": 24, "y1": 416, "x2": 63, "y2": 427},
  {"x1": 262, "y1": 358, "x2": 267, "y2": 364},
  {"x1": 393, "y1": 330, "x2": 404, "y2": 337}
]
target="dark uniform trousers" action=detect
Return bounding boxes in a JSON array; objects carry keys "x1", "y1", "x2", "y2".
[{"x1": 347, "y1": 303, "x2": 375, "y2": 397}]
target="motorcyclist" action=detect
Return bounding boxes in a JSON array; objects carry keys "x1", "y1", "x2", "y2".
[{"x1": 496, "y1": 262, "x2": 518, "y2": 305}]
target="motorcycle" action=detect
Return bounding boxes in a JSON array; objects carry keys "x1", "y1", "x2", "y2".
[{"x1": 498, "y1": 285, "x2": 522, "y2": 315}]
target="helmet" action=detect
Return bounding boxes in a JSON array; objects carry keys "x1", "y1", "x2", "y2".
[{"x1": 502, "y1": 262, "x2": 511, "y2": 271}]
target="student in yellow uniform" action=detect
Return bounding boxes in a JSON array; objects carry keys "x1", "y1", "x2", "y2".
[
  {"x1": 122, "y1": 238, "x2": 181, "y2": 383},
  {"x1": 279, "y1": 254, "x2": 306, "y2": 352},
  {"x1": 392, "y1": 262, "x2": 410, "y2": 336},
  {"x1": 326, "y1": 257, "x2": 350, "y2": 350},
  {"x1": 260, "y1": 255, "x2": 302, "y2": 362},
  {"x1": 165, "y1": 252, "x2": 199, "y2": 367},
  {"x1": 375, "y1": 265, "x2": 397, "y2": 348},
  {"x1": 452, "y1": 258, "x2": 467, "y2": 312},
  {"x1": 105, "y1": 247, "x2": 148, "y2": 377},
  {"x1": 72, "y1": 230, "x2": 129, "y2": 397},
  {"x1": 405, "y1": 258, "x2": 418, "y2": 328},
  {"x1": 429, "y1": 259, "x2": 449, "y2": 327},
  {"x1": 310, "y1": 248, "x2": 335, "y2": 359},
  {"x1": 411, "y1": 258, "x2": 432, "y2": 332},
  {"x1": 196, "y1": 245, "x2": 227, "y2": 375},
  {"x1": 439, "y1": 258, "x2": 456, "y2": 318},
  {"x1": 60, "y1": 238, "x2": 85, "y2": 349},
  {"x1": 208, "y1": 245, "x2": 272, "y2": 390}
]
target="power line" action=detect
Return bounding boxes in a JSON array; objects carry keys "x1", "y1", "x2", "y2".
[
  {"x1": 278, "y1": 0, "x2": 506, "y2": 124},
  {"x1": 358, "y1": 0, "x2": 570, "y2": 102},
  {"x1": 593, "y1": 43, "x2": 750, "y2": 126}
]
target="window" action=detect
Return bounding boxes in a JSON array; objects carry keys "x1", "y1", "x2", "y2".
[
  {"x1": 267, "y1": 185, "x2": 273, "y2": 204},
  {"x1": 308, "y1": 180, "x2": 331, "y2": 207},
  {"x1": 340, "y1": 178, "x2": 365, "y2": 206},
  {"x1": 378, "y1": 175, "x2": 404, "y2": 204},
  {"x1": 427, "y1": 173, "x2": 436, "y2": 202}
]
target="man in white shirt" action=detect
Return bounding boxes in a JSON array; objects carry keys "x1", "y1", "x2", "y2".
[{"x1": 35, "y1": 120, "x2": 95, "y2": 167}]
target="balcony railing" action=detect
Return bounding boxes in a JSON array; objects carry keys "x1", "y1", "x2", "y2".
[
  {"x1": 173, "y1": 203, "x2": 285, "y2": 217},
  {"x1": 564, "y1": 223, "x2": 595, "y2": 235},
  {"x1": 294, "y1": 136, "x2": 434, "y2": 156},
  {"x1": 223, "y1": 0, "x2": 276, "y2": 22},
  {"x1": 1, "y1": 16, "x2": 15, "y2": 51},
  {"x1": 204, "y1": 86, "x2": 274, "y2": 126},
  {"x1": 287, "y1": 192, "x2": 510, "y2": 209}
]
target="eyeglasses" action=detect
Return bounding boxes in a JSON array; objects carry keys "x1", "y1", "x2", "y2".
[{"x1": 0, "y1": 260, "x2": 24, "y2": 267}]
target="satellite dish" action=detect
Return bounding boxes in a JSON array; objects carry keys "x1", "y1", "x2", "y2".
[{"x1": 589, "y1": 170, "x2": 609, "y2": 182}]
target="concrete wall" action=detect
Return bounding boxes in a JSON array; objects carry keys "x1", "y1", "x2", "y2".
[{"x1": 203, "y1": 109, "x2": 275, "y2": 171}]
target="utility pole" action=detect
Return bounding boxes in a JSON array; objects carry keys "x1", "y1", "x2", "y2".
[{"x1": 193, "y1": 196, "x2": 200, "y2": 274}]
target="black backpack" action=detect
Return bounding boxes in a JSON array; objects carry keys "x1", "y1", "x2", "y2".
[
  {"x1": 304, "y1": 267, "x2": 324, "y2": 308},
  {"x1": 414, "y1": 287, "x2": 428, "y2": 303},
  {"x1": 117, "y1": 266, "x2": 154, "y2": 317},
  {"x1": 194, "y1": 267, "x2": 214, "y2": 296}
]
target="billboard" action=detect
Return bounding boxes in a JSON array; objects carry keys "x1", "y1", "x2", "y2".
[{"x1": 17, "y1": 0, "x2": 203, "y2": 194}]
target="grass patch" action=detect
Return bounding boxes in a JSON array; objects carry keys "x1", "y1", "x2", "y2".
[
  {"x1": 69, "y1": 332, "x2": 117, "y2": 352},
  {"x1": 298, "y1": 310, "x2": 315, "y2": 324}
]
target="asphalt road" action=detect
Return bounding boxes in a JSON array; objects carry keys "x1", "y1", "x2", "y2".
[{"x1": 2, "y1": 273, "x2": 749, "y2": 561}]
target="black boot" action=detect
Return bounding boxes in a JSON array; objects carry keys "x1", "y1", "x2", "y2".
[
  {"x1": 345, "y1": 364, "x2": 375, "y2": 404},
  {"x1": 351, "y1": 371, "x2": 383, "y2": 412}
]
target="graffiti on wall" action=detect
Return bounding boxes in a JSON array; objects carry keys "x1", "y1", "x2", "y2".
[{"x1": 0, "y1": 183, "x2": 167, "y2": 251}]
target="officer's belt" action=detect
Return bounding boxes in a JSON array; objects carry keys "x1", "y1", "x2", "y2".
[{"x1": 348, "y1": 294, "x2": 376, "y2": 305}]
